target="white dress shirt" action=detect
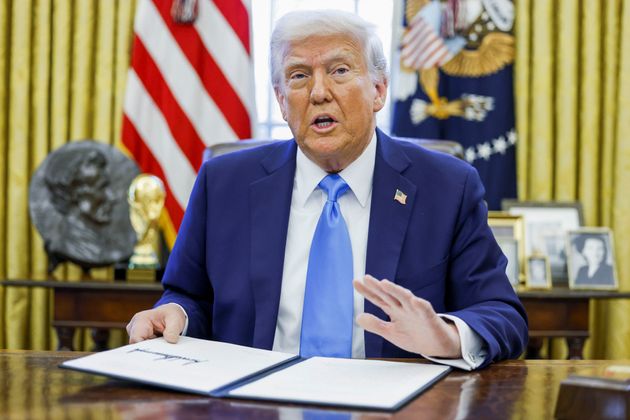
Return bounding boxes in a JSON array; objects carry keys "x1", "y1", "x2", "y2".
[
  {"x1": 180, "y1": 132, "x2": 486, "y2": 370},
  {"x1": 271, "y1": 133, "x2": 486, "y2": 370}
]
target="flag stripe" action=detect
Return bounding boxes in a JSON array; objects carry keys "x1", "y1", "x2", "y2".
[
  {"x1": 122, "y1": 116, "x2": 184, "y2": 228},
  {"x1": 403, "y1": 35, "x2": 441, "y2": 68},
  {"x1": 403, "y1": 16, "x2": 430, "y2": 44},
  {"x1": 194, "y1": 0, "x2": 256, "y2": 119},
  {"x1": 152, "y1": 0, "x2": 252, "y2": 139},
  {"x1": 426, "y1": 48, "x2": 452, "y2": 68},
  {"x1": 131, "y1": 37, "x2": 206, "y2": 170},
  {"x1": 135, "y1": 0, "x2": 238, "y2": 144},
  {"x1": 402, "y1": 28, "x2": 433, "y2": 58},
  {"x1": 401, "y1": 24, "x2": 435, "y2": 59},
  {"x1": 211, "y1": 0, "x2": 250, "y2": 53},
  {"x1": 413, "y1": 40, "x2": 445, "y2": 69},
  {"x1": 124, "y1": 70, "x2": 196, "y2": 209}
]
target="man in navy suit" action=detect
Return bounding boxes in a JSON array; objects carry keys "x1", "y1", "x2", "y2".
[{"x1": 127, "y1": 9, "x2": 527, "y2": 370}]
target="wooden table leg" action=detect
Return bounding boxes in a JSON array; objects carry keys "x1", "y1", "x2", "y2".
[
  {"x1": 567, "y1": 337, "x2": 585, "y2": 360},
  {"x1": 91, "y1": 329, "x2": 110, "y2": 352},
  {"x1": 56, "y1": 326, "x2": 75, "y2": 351},
  {"x1": 526, "y1": 337, "x2": 544, "y2": 359}
]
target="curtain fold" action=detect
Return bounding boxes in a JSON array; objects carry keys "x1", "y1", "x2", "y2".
[
  {"x1": 0, "y1": 0, "x2": 136, "y2": 350},
  {"x1": 30, "y1": 0, "x2": 53, "y2": 350},
  {"x1": 554, "y1": 0, "x2": 579, "y2": 201},
  {"x1": 0, "y1": 0, "x2": 10, "y2": 349},
  {"x1": 516, "y1": 0, "x2": 630, "y2": 359}
]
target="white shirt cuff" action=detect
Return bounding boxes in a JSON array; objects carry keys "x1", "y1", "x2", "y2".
[
  {"x1": 167, "y1": 303, "x2": 189, "y2": 336},
  {"x1": 421, "y1": 314, "x2": 487, "y2": 371}
]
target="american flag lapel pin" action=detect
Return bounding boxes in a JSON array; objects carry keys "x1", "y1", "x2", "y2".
[{"x1": 394, "y1": 189, "x2": 407, "y2": 205}]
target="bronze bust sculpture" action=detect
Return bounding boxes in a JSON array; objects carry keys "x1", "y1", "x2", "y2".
[{"x1": 29, "y1": 140, "x2": 140, "y2": 274}]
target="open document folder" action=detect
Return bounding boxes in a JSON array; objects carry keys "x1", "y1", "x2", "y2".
[{"x1": 60, "y1": 336, "x2": 450, "y2": 411}]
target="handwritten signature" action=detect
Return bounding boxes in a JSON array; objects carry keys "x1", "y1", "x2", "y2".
[{"x1": 127, "y1": 348, "x2": 207, "y2": 365}]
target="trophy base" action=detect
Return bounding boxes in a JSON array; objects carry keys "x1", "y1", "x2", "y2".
[
  {"x1": 114, "y1": 263, "x2": 163, "y2": 283},
  {"x1": 127, "y1": 268, "x2": 157, "y2": 283}
]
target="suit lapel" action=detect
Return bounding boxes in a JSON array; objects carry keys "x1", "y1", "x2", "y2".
[
  {"x1": 249, "y1": 141, "x2": 297, "y2": 349},
  {"x1": 364, "y1": 130, "x2": 417, "y2": 357}
]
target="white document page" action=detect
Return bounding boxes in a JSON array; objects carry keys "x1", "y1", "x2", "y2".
[
  {"x1": 228, "y1": 357, "x2": 450, "y2": 409},
  {"x1": 61, "y1": 336, "x2": 296, "y2": 394}
]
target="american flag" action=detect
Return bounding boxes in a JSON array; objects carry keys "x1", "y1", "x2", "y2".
[
  {"x1": 400, "y1": 4, "x2": 453, "y2": 70},
  {"x1": 121, "y1": 0, "x2": 255, "y2": 247}
]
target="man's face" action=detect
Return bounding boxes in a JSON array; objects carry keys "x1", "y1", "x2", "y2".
[
  {"x1": 582, "y1": 238, "x2": 605, "y2": 266},
  {"x1": 275, "y1": 34, "x2": 387, "y2": 172}
]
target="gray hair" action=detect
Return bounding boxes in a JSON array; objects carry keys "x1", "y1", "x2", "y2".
[{"x1": 270, "y1": 9, "x2": 388, "y2": 88}]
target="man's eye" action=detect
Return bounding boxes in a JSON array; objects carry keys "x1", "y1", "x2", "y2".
[
  {"x1": 290, "y1": 73, "x2": 306, "y2": 80},
  {"x1": 334, "y1": 67, "x2": 349, "y2": 75}
]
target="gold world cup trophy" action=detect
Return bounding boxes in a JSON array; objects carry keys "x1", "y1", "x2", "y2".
[{"x1": 127, "y1": 174, "x2": 166, "y2": 281}]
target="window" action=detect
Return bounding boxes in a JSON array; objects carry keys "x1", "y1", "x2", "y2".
[{"x1": 251, "y1": 0, "x2": 395, "y2": 139}]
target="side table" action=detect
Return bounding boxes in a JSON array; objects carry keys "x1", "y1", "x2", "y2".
[
  {"x1": 517, "y1": 288, "x2": 630, "y2": 359},
  {"x1": 0, "y1": 279, "x2": 162, "y2": 351}
]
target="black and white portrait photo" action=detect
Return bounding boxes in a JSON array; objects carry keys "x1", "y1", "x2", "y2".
[{"x1": 567, "y1": 228, "x2": 618, "y2": 290}]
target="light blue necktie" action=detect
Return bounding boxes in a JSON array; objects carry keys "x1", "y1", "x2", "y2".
[{"x1": 300, "y1": 174, "x2": 353, "y2": 358}]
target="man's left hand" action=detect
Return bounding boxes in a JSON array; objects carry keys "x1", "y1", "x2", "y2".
[{"x1": 353, "y1": 274, "x2": 462, "y2": 358}]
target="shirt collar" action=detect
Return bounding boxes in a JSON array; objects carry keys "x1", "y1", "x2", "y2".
[{"x1": 294, "y1": 131, "x2": 377, "y2": 208}]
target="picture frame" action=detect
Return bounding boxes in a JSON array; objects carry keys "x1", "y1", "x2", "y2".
[
  {"x1": 488, "y1": 211, "x2": 525, "y2": 285},
  {"x1": 566, "y1": 227, "x2": 618, "y2": 290},
  {"x1": 502, "y1": 200, "x2": 583, "y2": 280},
  {"x1": 526, "y1": 255, "x2": 552, "y2": 289},
  {"x1": 496, "y1": 237, "x2": 520, "y2": 289}
]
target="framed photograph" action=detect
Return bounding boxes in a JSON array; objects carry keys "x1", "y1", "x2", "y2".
[
  {"x1": 526, "y1": 255, "x2": 552, "y2": 289},
  {"x1": 488, "y1": 211, "x2": 525, "y2": 285},
  {"x1": 502, "y1": 201, "x2": 583, "y2": 280},
  {"x1": 496, "y1": 237, "x2": 520, "y2": 289},
  {"x1": 566, "y1": 228, "x2": 618, "y2": 290}
]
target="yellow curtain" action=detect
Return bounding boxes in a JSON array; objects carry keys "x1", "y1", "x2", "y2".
[
  {"x1": 0, "y1": 0, "x2": 137, "y2": 350},
  {"x1": 515, "y1": 0, "x2": 630, "y2": 358}
]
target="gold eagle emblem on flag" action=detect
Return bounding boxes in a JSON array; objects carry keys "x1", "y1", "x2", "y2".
[{"x1": 398, "y1": 0, "x2": 515, "y2": 122}]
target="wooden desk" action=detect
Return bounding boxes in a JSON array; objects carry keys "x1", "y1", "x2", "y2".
[
  {"x1": 517, "y1": 289, "x2": 630, "y2": 359},
  {"x1": 0, "y1": 351, "x2": 626, "y2": 419}
]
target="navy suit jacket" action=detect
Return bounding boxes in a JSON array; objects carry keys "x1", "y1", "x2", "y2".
[{"x1": 156, "y1": 129, "x2": 528, "y2": 368}]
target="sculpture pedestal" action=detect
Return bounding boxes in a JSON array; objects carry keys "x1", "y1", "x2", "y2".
[{"x1": 114, "y1": 264, "x2": 163, "y2": 283}]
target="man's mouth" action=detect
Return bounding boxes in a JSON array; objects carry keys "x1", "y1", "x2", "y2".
[{"x1": 311, "y1": 115, "x2": 338, "y2": 132}]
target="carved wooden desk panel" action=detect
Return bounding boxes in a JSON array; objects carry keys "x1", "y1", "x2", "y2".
[{"x1": 0, "y1": 352, "x2": 626, "y2": 419}]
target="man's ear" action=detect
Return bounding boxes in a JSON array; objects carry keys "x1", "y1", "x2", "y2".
[
  {"x1": 372, "y1": 78, "x2": 388, "y2": 113},
  {"x1": 274, "y1": 87, "x2": 288, "y2": 121}
]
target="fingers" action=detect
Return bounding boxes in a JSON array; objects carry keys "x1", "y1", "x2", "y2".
[
  {"x1": 378, "y1": 279, "x2": 437, "y2": 318},
  {"x1": 162, "y1": 304, "x2": 186, "y2": 344},
  {"x1": 354, "y1": 275, "x2": 420, "y2": 314},
  {"x1": 364, "y1": 275, "x2": 404, "y2": 308},
  {"x1": 356, "y1": 313, "x2": 391, "y2": 338},
  {"x1": 353, "y1": 278, "x2": 390, "y2": 311},
  {"x1": 126, "y1": 304, "x2": 185, "y2": 344},
  {"x1": 127, "y1": 311, "x2": 159, "y2": 344}
]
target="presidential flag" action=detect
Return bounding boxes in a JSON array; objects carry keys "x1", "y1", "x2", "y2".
[
  {"x1": 391, "y1": 0, "x2": 516, "y2": 210},
  {"x1": 121, "y1": 0, "x2": 255, "y2": 247}
]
